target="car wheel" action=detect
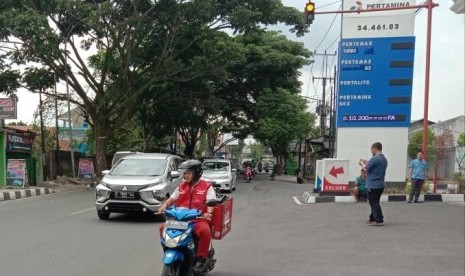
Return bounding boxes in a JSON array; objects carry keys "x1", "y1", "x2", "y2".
[{"x1": 97, "y1": 210, "x2": 110, "y2": 220}]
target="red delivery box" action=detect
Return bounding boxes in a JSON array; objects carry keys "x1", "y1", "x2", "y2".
[{"x1": 212, "y1": 196, "x2": 233, "y2": 240}]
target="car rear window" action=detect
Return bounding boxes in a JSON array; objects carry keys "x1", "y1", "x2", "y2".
[
  {"x1": 111, "y1": 159, "x2": 167, "y2": 176},
  {"x1": 203, "y1": 162, "x2": 229, "y2": 171}
]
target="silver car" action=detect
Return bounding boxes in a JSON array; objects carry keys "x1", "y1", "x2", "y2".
[
  {"x1": 201, "y1": 159, "x2": 237, "y2": 193},
  {"x1": 95, "y1": 153, "x2": 183, "y2": 220}
]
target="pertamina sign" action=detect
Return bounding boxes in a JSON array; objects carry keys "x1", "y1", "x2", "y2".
[{"x1": 342, "y1": 0, "x2": 416, "y2": 38}]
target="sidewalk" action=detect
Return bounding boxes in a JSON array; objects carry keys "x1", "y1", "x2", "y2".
[
  {"x1": 0, "y1": 178, "x2": 91, "y2": 202},
  {"x1": 300, "y1": 190, "x2": 465, "y2": 204},
  {"x1": 272, "y1": 174, "x2": 310, "y2": 184}
]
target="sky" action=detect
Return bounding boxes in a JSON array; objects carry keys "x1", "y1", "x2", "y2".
[{"x1": 3, "y1": 0, "x2": 465, "y2": 125}]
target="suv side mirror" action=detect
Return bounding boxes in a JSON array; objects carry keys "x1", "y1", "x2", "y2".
[
  {"x1": 102, "y1": 170, "x2": 110, "y2": 175},
  {"x1": 170, "y1": 171, "x2": 181, "y2": 178}
]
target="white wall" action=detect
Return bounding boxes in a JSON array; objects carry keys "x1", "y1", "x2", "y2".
[{"x1": 336, "y1": 127, "x2": 409, "y2": 182}]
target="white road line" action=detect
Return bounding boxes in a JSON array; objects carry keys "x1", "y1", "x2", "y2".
[
  {"x1": 70, "y1": 207, "x2": 95, "y2": 216},
  {"x1": 293, "y1": 196, "x2": 305, "y2": 205}
]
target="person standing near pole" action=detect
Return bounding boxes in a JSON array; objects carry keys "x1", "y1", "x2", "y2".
[
  {"x1": 360, "y1": 142, "x2": 388, "y2": 226},
  {"x1": 407, "y1": 151, "x2": 428, "y2": 203}
]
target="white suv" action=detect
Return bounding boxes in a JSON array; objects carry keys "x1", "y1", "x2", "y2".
[{"x1": 95, "y1": 153, "x2": 183, "y2": 220}]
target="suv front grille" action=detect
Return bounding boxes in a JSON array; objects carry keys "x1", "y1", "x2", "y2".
[{"x1": 107, "y1": 202, "x2": 144, "y2": 213}]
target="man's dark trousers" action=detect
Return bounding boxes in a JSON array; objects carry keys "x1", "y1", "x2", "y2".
[
  {"x1": 409, "y1": 178, "x2": 424, "y2": 202},
  {"x1": 368, "y1": 188, "x2": 384, "y2": 223}
]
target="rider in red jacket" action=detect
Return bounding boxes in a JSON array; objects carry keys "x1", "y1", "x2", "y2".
[{"x1": 158, "y1": 159, "x2": 217, "y2": 273}]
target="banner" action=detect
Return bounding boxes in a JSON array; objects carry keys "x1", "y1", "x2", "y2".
[
  {"x1": 7, "y1": 132, "x2": 35, "y2": 152},
  {"x1": 0, "y1": 98, "x2": 17, "y2": 119},
  {"x1": 6, "y1": 159, "x2": 27, "y2": 188},
  {"x1": 78, "y1": 158, "x2": 94, "y2": 179}
]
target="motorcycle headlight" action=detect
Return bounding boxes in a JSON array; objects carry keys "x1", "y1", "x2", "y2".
[
  {"x1": 165, "y1": 238, "x2": 178, "y2": 248},
  {"x1": 163, "y1": 231, "x2": 181, "y2": 248},
  {"x1": 179, "y1": 228, "x2": 192, "y2": 242}
]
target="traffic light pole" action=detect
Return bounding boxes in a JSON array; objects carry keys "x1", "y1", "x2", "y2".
[{"x1": 422, "y1": 0, "x2": 435, "y2": 158}]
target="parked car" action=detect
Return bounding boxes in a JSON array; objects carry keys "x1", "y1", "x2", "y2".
[
  {"x1": 95, "y1": 153, "x2": 183, "y2": 220},
  {"x1": 201, "y1": 159, "x2": 237, "y2": 193}
]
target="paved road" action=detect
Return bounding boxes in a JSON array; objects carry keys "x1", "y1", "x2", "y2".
[{"x1": 0, "y1": 175, "x2": 463, "y2": 276}]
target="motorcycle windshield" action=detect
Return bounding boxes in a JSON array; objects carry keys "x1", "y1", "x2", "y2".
[{"x1": 165, "y1": 207, "x2": 201, "y2": 221}]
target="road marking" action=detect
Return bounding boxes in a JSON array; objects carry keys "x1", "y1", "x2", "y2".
[
  {"x1": 293, "y1": 196, "x2": 305, "y2": 205},
  {"x1": 70, "y1": 207, "x2": 95, "y2": 216}
]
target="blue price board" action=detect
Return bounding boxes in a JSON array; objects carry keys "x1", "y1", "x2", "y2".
[{"x1": 337, "y1": 36, "x2": 415, "y2": 127}]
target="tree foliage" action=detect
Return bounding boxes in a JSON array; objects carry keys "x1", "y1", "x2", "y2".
[
  {"x1": 435, "y1": 130, "x2": 455, "y2": 160},
  {"x1": 0, "y1": 0, "x2": 308, "y2": 173},
  {"x1": 255, "y1": 88, "x2": 316, "y2": 164},
  {"x1": 408, "y1": 129, "x2": 436, "y2": 161},
  {"x1": 457, "y1": 133, "x2": 465, "y2": 147}
]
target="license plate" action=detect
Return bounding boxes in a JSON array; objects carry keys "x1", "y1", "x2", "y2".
[
  {"x1": 114, "y1": 191, "x2": 134, "y2": 199},
  {"x1": 166, "y1": 220, "x2": 189, "y2": 230}
]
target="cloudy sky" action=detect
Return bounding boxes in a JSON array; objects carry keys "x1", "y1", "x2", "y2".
[
  {"x1": 283, "y1": 0, "x2": 464, "y2": 123},
  {"x1": 5, "y1": 0, "x2": 464, "y2": 124}
]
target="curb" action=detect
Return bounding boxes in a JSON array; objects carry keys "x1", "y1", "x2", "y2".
[
  {"x1": 301, "y1": 191, "x2": 465, "y2": 204},
  {"x1": 0, "y1": 188, "x2": 54, "y2": 202}
]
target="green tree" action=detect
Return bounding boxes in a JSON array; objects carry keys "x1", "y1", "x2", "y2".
[
  {"x1": 457, "y1": 133, "x2": 465, "y2": 147},
  {"x1": 435, "y1": 130, "x2": 455, "y2": 160},
  {"x1": 215, "y1": 31, "x2": 311, "y2": 135},
  {"x1": 250, "y1": 143, "x2": 264, "y2": 163},
  {"x1": 408, "y1": 129, "x2": 436, "y2": 162},
  {"x1": 0, "y1": 1, "x2": 307, "y2": 172},
  {"x1": 254, "y1": 88, "x2": 316, "y2": 165}
]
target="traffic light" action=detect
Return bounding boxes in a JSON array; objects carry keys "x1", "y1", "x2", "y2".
[{"x1": 304, "y1": 2, "x2": 315, "y2": 25}]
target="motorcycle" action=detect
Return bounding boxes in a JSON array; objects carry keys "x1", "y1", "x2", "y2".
[
  {"x1": 244, "y1": 167, "x2": 253, "y2": 183},
  {"x1": 257, "y1": 163, "x2": 263, "y2": 173},
  {"x1": 160, "y1": 205, "x2": 217, "y2": 276}
]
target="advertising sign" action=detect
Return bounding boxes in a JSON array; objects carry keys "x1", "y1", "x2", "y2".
[
  {"x1": 6, "y1": 159, "x2": 27, "y2": 188},
  {"x1": 7, "y1": 132, "x2": 35, "y2": 152},
  {"x1": 0, "y1": 98, "x2": 17, "y2": 119},
  {"x1": 321, "y1": 159, "x2": 350, "y2": 192},
  {"x1": 78, "y1": 158, "x2": 94, "y2": 179},
  {"x1": 343, "y1": 0, "x2": 416, "y2": 17},
  {"x1": 337, "y1": 36, "x2": 415, "y2": 127},
  {"x1": 342, "y1": 0, "x2": 416, "y2": 39}
]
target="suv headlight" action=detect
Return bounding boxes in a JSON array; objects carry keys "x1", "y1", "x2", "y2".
[
  {"x1": 96, "y1": 183, "x2": 111, "y2": 202},
  {"x1": 152, "y1": 189, "x2": 164, "y2": 198},
  {"x1": 140, "y1": 185, "x2": 165, "y2": 203}
]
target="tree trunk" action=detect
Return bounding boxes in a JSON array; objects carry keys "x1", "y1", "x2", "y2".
[
  {"x1": 206, "y1": 131, "x2": 218, "y2": 157},
  {"x1": 94, "y1": 123, "x2": 108, "y2": 175}
]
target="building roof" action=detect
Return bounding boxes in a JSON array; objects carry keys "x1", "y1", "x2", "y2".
[
  {"x1": 451, "y1": 0, "x2": 465, "y2": 13},
  {"x1": 410, "y1": 119, "x2": 436, "y2": 125}
]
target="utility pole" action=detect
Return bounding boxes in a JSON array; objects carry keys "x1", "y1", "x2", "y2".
[
  {"x1": 39, "y1": 88, "x2": 47, "y2": 181},
  {"x1": 312, "y1": 50, "x2": 336, "y2": 137},
  {"x1": 328, "y1": 65, "x2": 337, "y2": 157},
  {"x1": 54, "y1": 77, "x2": 60, "y2": 178}
]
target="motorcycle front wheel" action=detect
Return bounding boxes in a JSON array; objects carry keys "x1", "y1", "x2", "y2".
[{"x1": 161, "y1": 262, "x2": 182, "y2": 276}]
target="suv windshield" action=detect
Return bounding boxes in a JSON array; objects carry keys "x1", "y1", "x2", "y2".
[
  {"x1": 203, "y1": 162, "x2": 229, "y2": 171},
  {"x1": 111, "y1": 159, "x2": 167, "y2": 176}
]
